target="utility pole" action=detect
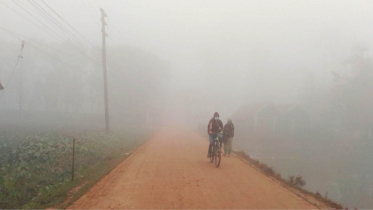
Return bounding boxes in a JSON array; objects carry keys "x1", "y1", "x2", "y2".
[
  {"x1": 19, "y1": 41, "x2": 24, "y2": 113},
  {"x1": 100, "y1": 8, "x2": 110, "y2": 133},
  {"x1": 19, "y1": 59, "x2": 22, "y2": 112}
]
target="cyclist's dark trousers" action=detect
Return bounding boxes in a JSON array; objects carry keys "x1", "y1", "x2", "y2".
[{"x1": 208, "y1": 134, "x2": 215, "y2": 155}]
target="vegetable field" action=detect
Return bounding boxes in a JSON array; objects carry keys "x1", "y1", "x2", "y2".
[{"x1": 0, "y1": 125, "x2": 150, "y2": 209}]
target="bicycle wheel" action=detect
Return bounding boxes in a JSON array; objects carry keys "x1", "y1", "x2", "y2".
[
  {"x1": 210, "y1": 146, "x2": 214, "y2": 163},
  {"x1": 215, "y1": 143, "x2": 221, "y2": 168},
  {"x1": 210, "y1": 152, "x2": 214, "y2": 163}
]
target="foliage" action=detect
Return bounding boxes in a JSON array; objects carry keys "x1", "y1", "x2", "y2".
[
  {"x1": 287, "y1": 175, "x2": 306, "y2": 187},
  {"x1": 0, "y1": 127, "x2": 143, "y2": 209}
]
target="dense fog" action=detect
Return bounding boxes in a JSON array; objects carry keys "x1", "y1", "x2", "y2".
[{"x1": 1, "y1": 0, "x2": 373, "y2": 208}]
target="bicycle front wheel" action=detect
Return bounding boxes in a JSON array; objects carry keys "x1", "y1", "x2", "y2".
[
  {"x1": 215, "y1": 143, "x2": 221, "y2": 168},
  {"x1": 210, "y1": 148, "x2": 214, "y2": 163}
]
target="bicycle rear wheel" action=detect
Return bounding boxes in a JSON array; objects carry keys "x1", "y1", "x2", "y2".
[
  {"x1": 210, "y1": 147, "x2": 214, "y2": 163},
  {"x1": 215, "y1": 143, "x2": 221, "y2": 168}
]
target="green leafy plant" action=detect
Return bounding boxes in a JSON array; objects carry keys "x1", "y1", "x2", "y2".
[{"x1": 0, "y1": 127, "x2": 146, "y2": 209}]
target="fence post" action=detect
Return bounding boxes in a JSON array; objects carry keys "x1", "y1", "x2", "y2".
[
  {"x1": 16, "y1": 195, "x2": 21, "y2": 209},
  {"x1": 72, "y1": 138, "x2": 75, "y2": 181}
]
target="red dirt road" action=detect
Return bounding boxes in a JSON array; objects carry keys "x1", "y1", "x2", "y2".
[{"x1": 68, "y1": 129, "x2": 317, "y2": 209}]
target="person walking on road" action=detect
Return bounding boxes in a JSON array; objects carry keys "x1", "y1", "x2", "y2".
[
  {"x1": 223, "y1": 119, "x2": 234, "y2": 157},
  {"x1": 207, "y1": 112, "x2": 223, "y2": 158}
]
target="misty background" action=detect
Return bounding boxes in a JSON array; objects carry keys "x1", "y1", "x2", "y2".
[{"x1": 1, "y1": 0, "x2": 373, "y2": 208}]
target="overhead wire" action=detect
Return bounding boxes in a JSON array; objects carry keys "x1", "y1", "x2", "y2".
[
  {"x1": 0, "y1": 1, "x2": 68, "y2": 44},
  {"x1": 2, "y1": 1, "x2": 134, "y2": 77},
  {"x1": 23, "y1": 0, "x2": 102, "y2": 61},
  {"x1": 0, "y1": 41, "x2": 24, "y2": 98},
  {"x1": 81, "y1": 0, "x2": 100, "y2": 29},
  {"x1": 27, "y1": 0, "x2": 92, "y2": 51},
  {"x1": 26, "y1": 42, "x2": 88, "y2": 73},
  {"x1": 0, "y1": 26, "x2": 102, "y2": 65},
  {"x1": 40, "y1": 0, "x2": 99, "y2": 45},
  {"x1": 40, "y1": 0, "x2": 102, "y2": 56},
  {"x1": 10, "y1": 0, "x2": 74, "y2": 44},
  {"x1": 94, "y1": 0, "x2": 125, "y2": 41},
  {"x1": 11, "y1": 0, "x2": 103, "y2": 62},
  {"x1": 26, "y1": 0, "x2": 103, "y2": 62},
  {"x1": 87, "y1": 0, "x2": 123, "y2": 45},
  {"x1": 80, "y1": 0, "x2": 121, "y2": 54},
  {"x1": 86, "y1": 1, "x2": 133, "y2": 82},
  {"x1": 80, "y1": 0, "x2": 110, "y2": 57},
  {"x1": 0, "y1": 0, "x2": 102, "y2": 65},
  {"x1": 9, "y1": 0, "x2": 102, "y2": 61},
  {"x1": 107, "y1": 17, "x2": 124, "y2": 40},
  {"x1": 0, "y1": 29, "x2": 87, "y2": 73},
  {"x1": 19, "y1": 0, "x2": 81, "y2": 45},
  {"x1": 77, "y1": 0, "x2": 124, "y2": 70}
]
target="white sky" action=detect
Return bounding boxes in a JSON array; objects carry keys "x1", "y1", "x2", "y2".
[{"x1": 1, "y1": 0, "x2": 373, "y2": 115}]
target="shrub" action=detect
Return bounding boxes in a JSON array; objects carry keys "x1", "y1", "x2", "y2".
[{"x1": 287, "y1": 175, "x2": 306, "y2": 188}]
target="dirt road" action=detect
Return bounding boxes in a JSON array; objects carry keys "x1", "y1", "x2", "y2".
[{"x1": 68, "y1": 128, "x2": 317, "y2": 209}]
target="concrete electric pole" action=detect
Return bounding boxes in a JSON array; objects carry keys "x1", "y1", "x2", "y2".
[{"x1": 100, "y1": 8, "x2": 110, "y2": 133}]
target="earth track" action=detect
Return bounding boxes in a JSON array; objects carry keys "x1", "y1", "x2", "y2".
[{"x1": 67, "y1": 128, "x2": 317, "y2": 209}]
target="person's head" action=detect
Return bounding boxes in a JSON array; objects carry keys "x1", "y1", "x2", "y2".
[
  {"x1": 213, "y1": 112, "x2": 219, "y2": 120},
  {"x1": 228, "y1": 119, "x2": 232, "y2": 124}
]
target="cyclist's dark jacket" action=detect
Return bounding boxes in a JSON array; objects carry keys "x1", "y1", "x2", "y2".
[
  {"x1": 207, "y1": 118, "x2": 223, "y2": 134},
  {"x1": 223, "y1": 122, "x2": 235, "y2": 138}
]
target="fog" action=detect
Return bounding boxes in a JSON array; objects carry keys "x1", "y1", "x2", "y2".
[{"x1": 1, "y1": 0, "x2": 373, "y2": 208}]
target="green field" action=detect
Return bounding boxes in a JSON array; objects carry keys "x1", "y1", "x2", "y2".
[{"x1": 0, "y1": 124, "x2": 155, "y2": 209}]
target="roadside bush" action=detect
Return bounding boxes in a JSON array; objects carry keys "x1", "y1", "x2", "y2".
[{"x1": 287, "y1": 175, "x2": 306, "y2": 187}]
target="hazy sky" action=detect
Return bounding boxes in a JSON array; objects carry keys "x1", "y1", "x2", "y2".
[{"x1": 1, "y1": 0, "x2": 373, "y2": 116}]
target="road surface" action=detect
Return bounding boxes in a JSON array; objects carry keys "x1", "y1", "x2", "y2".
[{"x1": 68, "y1": 128, "x2": 317, "y2": 209}]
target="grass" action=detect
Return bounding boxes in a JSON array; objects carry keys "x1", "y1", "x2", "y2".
[{"x1": 234, "y1": 150, "x2": 343, "y2": 209}]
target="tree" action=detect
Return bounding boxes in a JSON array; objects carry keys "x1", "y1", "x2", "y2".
[{"x1": 330, "y1": 44, "x2": 373, "y2": 133}]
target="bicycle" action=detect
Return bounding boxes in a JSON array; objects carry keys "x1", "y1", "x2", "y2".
[{"x1": 210, "y1": 133, "x2": 222, "y2": 167}]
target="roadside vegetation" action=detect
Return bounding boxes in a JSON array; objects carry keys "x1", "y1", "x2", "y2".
[
  {"x1": 234, "y1": 150, "x2": 343, "y2": 209},
  {"x1": 0, "y1": 125, "x2": 155, "y2": 209}
]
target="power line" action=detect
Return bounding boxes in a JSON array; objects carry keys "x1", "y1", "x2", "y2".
[
  {"x1": 0, "y1": 26, "x2": 102, "y2": 66},
  {"x1": 0, "y1": 26, "x2": 71, "y2": 56},
  {"x1": 0, "y1": 41, "x2": 24, "y2": 98},
  {"x1": 22, "y1": 0, "x2": 95, "y2": 55},
  {"x1": 40, "y1": 0, "x2": 102, "y2": 56},
  {"x1": 27, "y1": 42, "x2": 88, "y2": 73},
  {"x1": 0, "y1": 1, "x2": 67, "y2": 43},
  {"x1": 107, "y1": 17, "x2": 125, "y2": 41},
  {"x1": 10, "y1": 0, "x2": 73, "y2": 44},
  {"x1": 1, "y1": 30, "x2": 87, "y2": 72},
  {"x1": 40, "y1": 0, "x2": 96, "y2": 44},
  {"x1": 10, "y1": 0, "x2": 102, "y2": 61},
  {"x1": 31, "y1": 0, "x2": 102, "y2": 58},
  {"x1": 80, "y1": 0, "x2": 111, "y2": 57},
  {"x1": 27, "y1": 0, "x2": 91, "y2": 50},
  {"x1": 84, "y1": 0, "x2": 120, "y2": 42},
  {"x1": 81, "y1": 0, "x2": 100, "y2": 29},
  {"x1": 89, "y1": 0, "x2": 124, "y2": 43}
]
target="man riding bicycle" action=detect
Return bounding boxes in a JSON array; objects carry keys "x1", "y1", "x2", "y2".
[{"x1": 207, "y1": 112, "x2": 223, "y2": 158}]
